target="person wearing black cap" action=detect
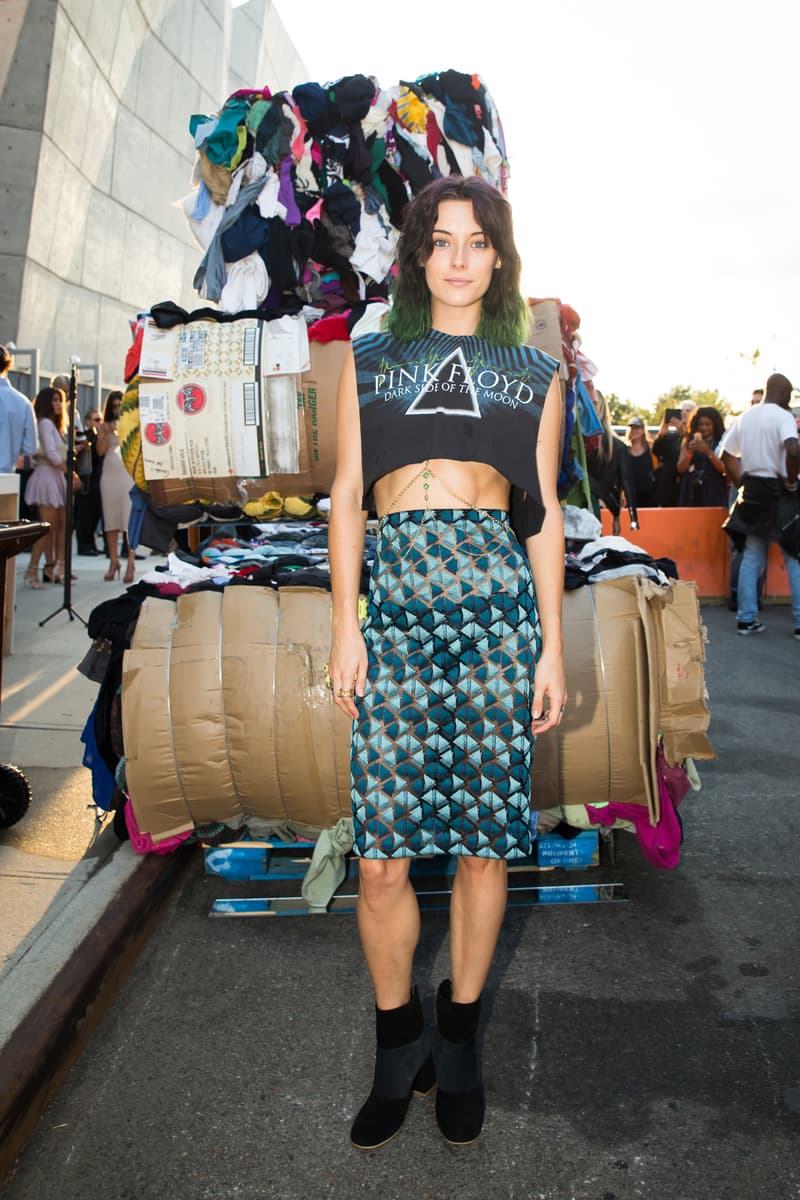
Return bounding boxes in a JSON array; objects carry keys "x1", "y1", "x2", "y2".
[
  {"x1": 625, "y1": 416, "x2": 656, "y2": 508},
  {"x1": 0, "y1": 344, "x2": 37, "y2": 484}
]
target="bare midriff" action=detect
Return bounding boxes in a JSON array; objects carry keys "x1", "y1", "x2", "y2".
[{"x1": 374, "y1": 459, "x2": 511, "y2": 518}]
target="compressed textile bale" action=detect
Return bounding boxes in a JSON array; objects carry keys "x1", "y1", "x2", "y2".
[
  {"x1": 122, "y1": 598, "x2": 194, "y2": 840},
  {"x1": 124, "y1": 586, "x2": 353, "y2": 837},
  {"x1": 531, "y1": 577, "x2": 661, "y2": 818},
  {"x1": 123, "y1": 576, "x2": 711, "y2": 839}
]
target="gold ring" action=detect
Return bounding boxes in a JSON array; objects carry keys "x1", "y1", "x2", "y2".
[{"x1": 337, "y1": 687, "x2": 354, "y2": 699}]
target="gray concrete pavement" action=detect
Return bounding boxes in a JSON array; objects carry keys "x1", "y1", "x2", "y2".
[
  {"x1": 0, "y1": 548, "x2": 148, "y2": 994},
  {"x1": 1, "y1": 597, "x2": 798, "y2": 1199}
]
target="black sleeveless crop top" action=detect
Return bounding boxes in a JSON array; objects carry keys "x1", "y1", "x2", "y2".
[{"x1": 351, "y1": 329, "x2": 558, "y2": 539}]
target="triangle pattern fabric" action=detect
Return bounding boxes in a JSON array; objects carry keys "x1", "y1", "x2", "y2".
[{"x1": 352, "y1": 509, "x2": 542, "y2": 860}]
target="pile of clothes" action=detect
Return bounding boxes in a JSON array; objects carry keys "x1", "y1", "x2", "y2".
[{"x1": 182, "y1": 71, "x2": 507, "y2": 315}]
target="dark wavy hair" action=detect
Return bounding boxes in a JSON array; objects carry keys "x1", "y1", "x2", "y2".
[
  {"x1": 103, "y1": 389, "x2": 123, "y2": 422},
  {"x1": 386, "y1": 176, "x2": 529, "y2": 346},
  {"x1": 34, "y1": 387, "x2": 66, "y2": 434},
  {"x1": 687, "y1": 405, "x2": 725, "y2": 445}
]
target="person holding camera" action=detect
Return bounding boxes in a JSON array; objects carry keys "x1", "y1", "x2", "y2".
[{"x1": 676, "y1": 406, "x2": 727, "y2": 507}]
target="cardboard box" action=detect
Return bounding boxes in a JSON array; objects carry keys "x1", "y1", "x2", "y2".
[
  {"x1": 147, "y1": 338, "x2": 347, "y2": 507},
  {"x1": 527, "y1": 299, "x2": 563, "y2": 364}
]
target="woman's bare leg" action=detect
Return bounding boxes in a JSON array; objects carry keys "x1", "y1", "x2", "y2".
[
  {"x1": 32, "y1": 504, "x2": 57, "y2": 572},
  {"x1": 449, "y1": 857, "x2": 508, "y2": 1002},
  {"x1": 357, "y1": 858, "x2": 419, "y2": 1008}
]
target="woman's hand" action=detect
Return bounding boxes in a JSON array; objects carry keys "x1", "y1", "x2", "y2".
[
  {"x1": 531, "y1": 646, "x2": 567, "y2": 735},
  {"x1": 329, "y1": 626, "x2": 368, "y2": 721},
  {"x1": 692, "y1": 437, "x2": 711, "y2": 456}
]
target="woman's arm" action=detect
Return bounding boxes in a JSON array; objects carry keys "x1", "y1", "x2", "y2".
[
  {"x1": 95, "y1": 422, "x2": 113, "y2": 457},
  {"x1": 526, "y1": 371, "x2": 567, "y2": 734},
  {"x1": 676, "y1": 437, "x2": 693, "y2": 475},
  {"x1": 38, "y1": 419, "x2": 66, "y2": 468},
  {"x1": 328, "y1": 347, "x2": 369, "y2": 720}
]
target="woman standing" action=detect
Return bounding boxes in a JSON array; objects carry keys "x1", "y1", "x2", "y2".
[
  {"x1": 585, "y1": 392, "x2": 639, "y2": 533},
  {"x1": 329, "y1": 176, "x2": 566, "y2": 1150},
  {"x1": 97, "y1": 390, "x2": 135, "y2": 582},
  {"x1": 677, "y1": 406, "x2": 727, "y2": 506},
  {"x1": 625, "y1": 416, "x2": 656, "y2": 508},
  {"x1": 24, "y1": 387, "x2": 75, "y2": 587}
]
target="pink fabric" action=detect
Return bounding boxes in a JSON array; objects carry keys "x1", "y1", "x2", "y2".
[
  {"x1": 124, "y1": 799, "x2": 192, "y2": 855},
  {"x1": 586, "y1": 785, "x2": 683, "y2": 870}
]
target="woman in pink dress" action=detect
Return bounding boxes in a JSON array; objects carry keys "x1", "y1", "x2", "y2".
[{"x1": 24, "y1": 387, "x2": 76, "y2": 586}]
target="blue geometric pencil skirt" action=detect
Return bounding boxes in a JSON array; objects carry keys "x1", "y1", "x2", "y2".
[{"x1": 351, "y1": 509, "x2": 542, "y2": 859}]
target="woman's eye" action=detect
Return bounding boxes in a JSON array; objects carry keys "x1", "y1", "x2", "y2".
[
  {"x1": 472, "y1": 240, "x2": 488, "y2": 249},
  {"x1": 432, "y1": 238, "x2": 449, "y2": 249}
]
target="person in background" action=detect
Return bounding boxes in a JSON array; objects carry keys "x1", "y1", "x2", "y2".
[
  {"x1": 23, "y1": 387, "x2": 78, "y2": 587},
  {"x1": 0, "y1": 346, "x2": 37, "y2": 506},
  {"x1": 625, "y1": 416, "x2": 656, "y2": 508},
  {"x1": 677, "y1": 406, "x2": 728, "y2": 506},
  {"x1": 651, "y1": 409, "x2": 682, "y2": 505},
  {"x1": 585, "y1": 391, "x2": 638, "y2": 533},
  {"x1": 97, "y1": 390, "x2": 135, "y2": 582},
  {"x1": 750, "y1": 388, "x2": 764, "y2": 406},
  {"x1": 721, "y1": 372, "x2": 800, "y2": 638},
  {"x1": 74, "y1": 408, "x2": 104, "y2": 555}
]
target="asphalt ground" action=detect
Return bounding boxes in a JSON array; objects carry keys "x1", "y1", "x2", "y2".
[{"x1": 2, "y1": 601, "x2": 799, "y2": 1200}]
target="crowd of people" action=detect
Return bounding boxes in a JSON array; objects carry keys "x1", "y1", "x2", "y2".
[{"x1": 0, "y1": 345, "x2": 138, "y2": 588}]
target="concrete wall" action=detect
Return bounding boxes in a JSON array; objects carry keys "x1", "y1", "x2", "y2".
[{"x1": 0, "y1": 0, "x2": 307, "y2": 388}]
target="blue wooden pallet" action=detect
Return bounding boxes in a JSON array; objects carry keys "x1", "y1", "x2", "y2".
[
  {"x1": 208, "y1": 882, "x2": 627, "y2": 918},
  {"x1": 204, "y1": 831, "x2": 601, "y2": 883},
  {"x1": 204, "y1": 832, "x2": 625, "y2": 916}
]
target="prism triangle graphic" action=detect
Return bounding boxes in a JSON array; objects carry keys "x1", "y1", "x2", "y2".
[{"x1": 405, "y1": 346, "x2": 481, "y2": 418}]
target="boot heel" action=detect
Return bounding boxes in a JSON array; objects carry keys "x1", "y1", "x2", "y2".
[
  {"x1": 433, "y1": 979, "x2": 485, "y2": 1145},
  {"x1": 350, "y1": 987, "x2": 433, "y2": 1151},
  {"x1": 412, "y1": 1051, "x2": 436, "y2": 1097}
]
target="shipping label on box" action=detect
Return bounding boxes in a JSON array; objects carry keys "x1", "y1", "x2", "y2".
[{"x1": 138, "y1": 316, "x2": 310, "y2": 481}]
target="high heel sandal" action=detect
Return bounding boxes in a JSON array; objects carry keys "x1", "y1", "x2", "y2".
[
  {"x1": 42, "y1": 561, "x2": 56, "y2": 583},
  {"x1": 123, "y1": 561, "x2": 135, "y2": 584},
  {"x1": 24, "y1": 565, "x2": 44, "y2": 590},
  {"x1": 104, "y1": 562, "x2": 121, "y2": 582},
  {"x1": 48, "y1": 561, "x2": 70, "y2": 585}
]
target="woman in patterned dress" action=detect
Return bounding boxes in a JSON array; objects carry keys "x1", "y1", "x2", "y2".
[{"x1": 329, "y1": 176, "x2": 566, "y2": 1150}]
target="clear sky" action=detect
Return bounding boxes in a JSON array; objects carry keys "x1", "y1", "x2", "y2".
[{"x1": 271, "y1": 0, "x2": 799, "y2": 412}]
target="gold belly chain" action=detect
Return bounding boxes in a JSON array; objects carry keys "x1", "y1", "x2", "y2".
[{"x1": 378, "y1": 460, "x2": 508, "y2": 558}]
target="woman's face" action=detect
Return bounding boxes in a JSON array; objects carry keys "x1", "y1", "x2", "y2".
[
  {"x1": 629, "y1": 423, "x2": 644, "y2": 440},
  {"x1": 696, "y1": 415, "x2": 715, "y2": 440},
  {"x1": 423, "y1": 199, "x2": 499, "y2": 327}
]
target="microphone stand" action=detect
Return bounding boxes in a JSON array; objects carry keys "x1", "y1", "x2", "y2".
[{"x1": 40, "y1": 361, "x2": 86, "y2": 627}]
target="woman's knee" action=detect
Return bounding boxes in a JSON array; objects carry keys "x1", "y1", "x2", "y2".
[
  {"x1": 455, "y1": 855, "x2": 507, "y2": 882},
  {"x1": 358, "y1": 858, "x2": 411, "y2": 907}
]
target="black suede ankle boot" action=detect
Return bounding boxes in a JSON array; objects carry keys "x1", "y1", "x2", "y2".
[
  {"x1": 350, "y1": 987, "x2": 436, "y2": 1150},
  {"x1": 433, "y1": 978, "x2": 485, "y2": 1145}
]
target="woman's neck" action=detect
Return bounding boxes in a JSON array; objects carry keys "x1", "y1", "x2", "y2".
[{"x1": 429, "y1": 300, "x2": 481, "y2": 337}]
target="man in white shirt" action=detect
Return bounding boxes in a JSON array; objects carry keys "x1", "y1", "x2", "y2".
[
  {"x1": 0, "y1": 345, "x2": 37, "y2": 477},
  {"x1": 721, "y1": 373, "x2": 800, "y2": 638}
]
